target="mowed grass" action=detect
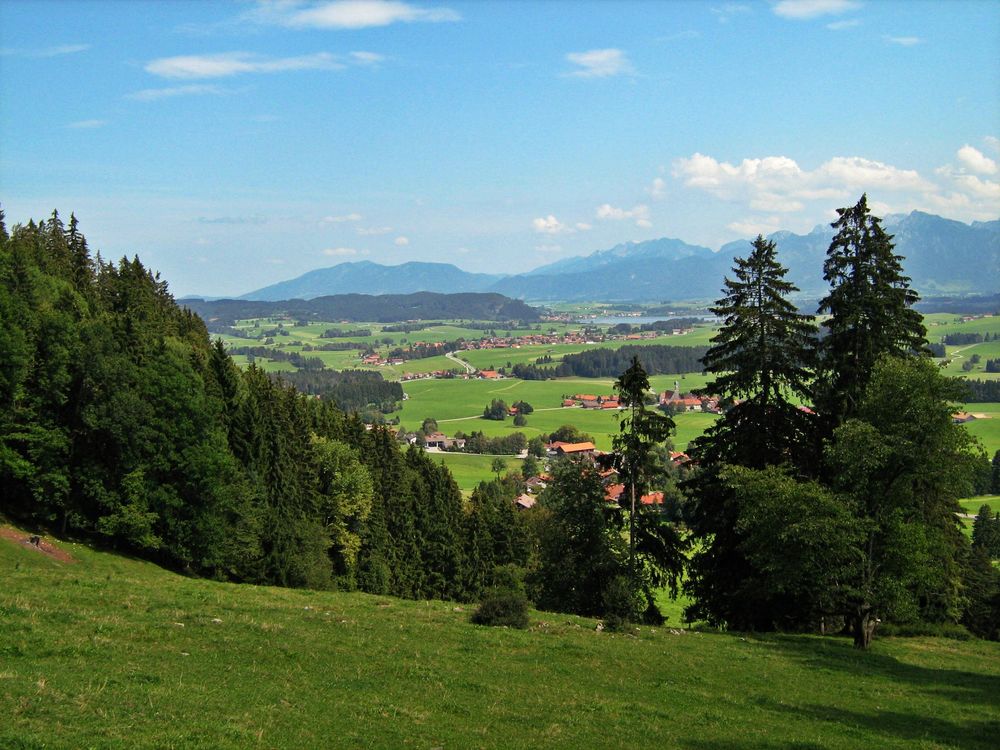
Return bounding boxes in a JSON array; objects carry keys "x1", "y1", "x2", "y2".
[
  {"x1": 431, "y1": 451, "x2": 524, "y2": 492},
  {"x1": 960, "y1": 404, "x2": 1000, "y2": 456},
  {"x1": 2, "y1": 526, "x2": 999, "y2": 749}
]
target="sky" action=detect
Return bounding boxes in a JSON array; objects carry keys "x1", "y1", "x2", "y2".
[{"x1": 1, "y1": 0, "x2": 998, "y2": 298}]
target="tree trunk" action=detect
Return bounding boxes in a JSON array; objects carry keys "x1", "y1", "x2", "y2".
[{"x1": 851, "y1": 605, "x2": 876, "y2": 649}]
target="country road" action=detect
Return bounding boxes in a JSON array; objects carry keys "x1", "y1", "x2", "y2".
[{"x1": 445, "y1": 351, "x2": 476, "y2": 374}]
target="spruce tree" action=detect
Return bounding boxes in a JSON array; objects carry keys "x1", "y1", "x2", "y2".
[
  {"x1": 815, "y1": 194, "x2": 927, "y2": 430},
  {"x1": 685, "y1": 235, "x2": 818, "y2": 629}
]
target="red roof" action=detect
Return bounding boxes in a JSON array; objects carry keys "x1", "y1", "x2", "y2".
[
  {"x1": 605, "y1": 483, "x2": 625, "y2": 502},
  {"x1": 557, "y1": 441, "x2": 596, "y2": 453},
  {"x1": 479, "y1": 370, "x2": 499, "y2": 379},
  {"x1": 601, "y1": 400, "x2": 620, "y2": 409},
  {"x1": 640, "y1": 491, "x2": 664, "y2": 506}
]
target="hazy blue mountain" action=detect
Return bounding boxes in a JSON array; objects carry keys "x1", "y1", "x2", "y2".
[
  {"x1": 524, "y1": 237, "x2": 718, "y2": 276},
  {"x1": 241, "y1": 260, "x2": 506, "y2": 300},
  {"x1": 237, "y1": 211, "x2": 998, "y2": 303}
]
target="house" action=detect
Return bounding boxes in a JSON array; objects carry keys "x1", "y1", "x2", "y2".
[
  {"x1": 515, "y1": 494, "x2": 537, "y2": 510},
  {"x1": 554, "y1": 442, "x2": 597, "y2": 462},
  {"x1": 478, "y1": 369, "x2": 500, "y2": 379},
  {"x1": 601, "y1": 400, "x2": 620, "y2": 409},
  {"x1": 525, "y1": 476, "x2": 548, "y2": 492},
  {"x1": 640, "y1": 491, "x2": 664, "y2": 506},
  {"x1": 659, "y1": 389, "x2": 704, "y2": 411},
  {"x1": 605, "y1": 483, "x2": 625, "y2": 503},
  {"x1": 562, "y1": 399, "x2": 577, "y2": 407},
  {"x1": 952, "y1": 412, "x2": 977, "y2": 423},
  {"x1": 424, "y1": 432, "x2": 466, "y2": 450}
]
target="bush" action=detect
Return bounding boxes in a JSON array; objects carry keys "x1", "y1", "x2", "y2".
[
  {"x1": 471, "y1": 590, "x2": 530, "y2": 629},
  {"x1": 877, "y1": 621, "x2": 973, "y2": 640},
  {"x1": 601, "y1": 575, "x2": 644, "y2": 632}
]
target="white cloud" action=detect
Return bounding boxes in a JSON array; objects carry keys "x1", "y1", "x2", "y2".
[
  {"x1": 565, "y1": 49, "x2": 633, "y2": 79},
  {"x1": 535, "y1": 244, "x2": 565, "y2": 254},
  {"x1": 649, "y1": 177, "x2": 667, "y2": 199},
  {"x1": 1, "y1": 43, "x2": 90, "y2": 58},
  {"x1": 66, "y1": 119, "x2": 107, "y2": 129},
  {"x1": 321, "y1": 212, "x2": 362, "y2": 224},
  {"x1": 984, "y1": 136, "x2": 1000, "y2": 155},
  {"x1": 322, "y1": 246, "x2": 360, "y2": 256},
  {"x1": 128, "y1": 84, "x2": 231, "y2": 101},
  {"x1": 357, "y1": 225, "x2": 393, "y2": 235},
  {"x1": 270, "y1": 1, "x2": 461, "y2": 30},
  {"x1": 674, "y1": 147, "x2": 1000, "y2": 227},
  {"x1": 145, "y1": 52, "x2": 342, "y2": 80},
  {"x1": 533, "y1": 215, "x2": 573, "y2": 234},
  {"x1": 728, "y1": 216, "x2": 783, "y2": 236},
  {"x1": 350, "y1": 51, "x2": 385, "y2": 65},
  {"x1": 596, "y1": 203, "x2": 651, "y2": 227},
  {"x1": 957, "y1": 145, "x2": 998, "y2": 176},
  {"x1": 574, "y1": 222, "x2": 593, "y2": 231},
  {"x1": 885, "y1": 36, "x2": 922, "y2": 46},
  {"x1": 394, "y1": 236, "x2": 410, "y2": 246},
  {"x1": 711, "y1": 4, "x2": 752, "y2": 23},
  {"x1": 772, "y1": 0, "x2": 860, "y2": 20},
  {"x1": 826, "y1": 18, "x2": 861, "y2": 30}
]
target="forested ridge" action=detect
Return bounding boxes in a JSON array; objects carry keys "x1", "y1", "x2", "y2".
[{"x1": 0, "y1": 210, "x2": 523, "y2": 601}]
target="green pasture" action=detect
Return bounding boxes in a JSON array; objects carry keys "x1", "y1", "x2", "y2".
[
  {"x1": 960, "y1": 495, "x2": 1000, "y2": 515},
  {"x1": 431, "y1": 451, "x2": 525, "y2": 492},
  {"x1": 2, "y1": 525, "x2": 999, "y2": 750},
  {"x1": 960, "y1": 404, "x2": 1000, "y2": 455}
]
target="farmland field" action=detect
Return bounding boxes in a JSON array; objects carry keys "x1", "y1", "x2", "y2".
[{"x1": 2, "y1": 524, "x2": 998, "y2": 750}]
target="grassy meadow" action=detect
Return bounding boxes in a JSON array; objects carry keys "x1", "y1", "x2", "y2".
[{"x1": 2, "y1": 525, "x2": 999, "y2": 750}]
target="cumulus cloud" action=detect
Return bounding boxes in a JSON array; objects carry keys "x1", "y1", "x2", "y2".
[
  {"x1": 674, "y1": 146, "x2": 1000, "y2": 229},
  {"x1": 146, "y1": 51, "x2": 343, "y2": 79},
  {"x1": 357, "y1": 226, "x2": 393, "y2": 235},
  {"x1": 575, "y1": 222, "x2": 593, "y2": 231},
  {"x1": 596, "y1": 203, "x2": 651, "y2": 227},
  {"x1": 394, "y1": 236, "x2": 410, "y2": 246},
  {"x1": 564, "y1": 48, "x2": 633, "y2": 78},
  {"x1": 957, "y1": 145, "x2": 998, "y2": 175},
  {"x1": 321, "y1": 212, "x2": 362, "y2": 224},
  {"x1": 322, "y1": 246, "x2": 360, "y2": 256},
  {"x1": 256, "y1": 1, "x2": 460, "y2": 30},
  {"x1": 772, "y1": 0, "x2": 860, "y2": 20},
  {"x1": 649, "y1": 177, "x2": 667, "y2": 199},
  {"x1": 532, "y1": 215, "x2": 573, "y2": 234}
]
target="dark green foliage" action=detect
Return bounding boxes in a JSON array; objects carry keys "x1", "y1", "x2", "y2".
[
  {"x1": 963, "y1": 379, "x2": 1000, "y2": 402},
  {"x1": 960, "y1": 547, "x2": 1000, "y2": 640},
  {"x1": 513, "y1": 344, "x2": 707, "y2": 379},
  {"x1": 482, "y1": 399, "x2": 508, "y2": 420},
  {"x1": 512, "y1": 400, "x2": 533, "y2": 414},
  {"x1": 601, "y1": 574, "x2": 645, "y2": 632},
  {"x1": 816, "y1": 195, "x2": 928, "y2": 431},
  {"x1": 826, "y1": 356, "x2": 980, "y2": 647},
  {"x1": 993, "y1": 450, "x2": 1000, "y2": 493},
  {"x1": 275, "y1": 369, "x2": 403, "y2": 413},
  {"x1": 691, "y1": 235, "x2": 818, "y2": 471},
  {"x1": 512, "y1": 413, "x2": 527, "y2": 427},
  {"x1": 470, "y1": 591, "x2": 530, "y2": 628},
  {"x1": 0, "y1": 211, "x2": 517, "y2": 605},
  {"x1": 971, "y1": 504, "x2": 1000, "y2": 558},
  {"x1": 686, "y1": 236, "x2": 819, "y2": 630}
]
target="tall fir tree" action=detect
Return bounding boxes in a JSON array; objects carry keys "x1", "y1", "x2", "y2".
[
  {"x1": 815, "y1": 194, "x2": 927, "y2": 431},
  {"x1": 685, "y1": 235, "x2": 818, "y2": 629}
]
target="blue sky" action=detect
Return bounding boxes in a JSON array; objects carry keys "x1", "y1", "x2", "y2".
[{"x1": 1, "y1": 0, "x2": 998, "y2": 297}]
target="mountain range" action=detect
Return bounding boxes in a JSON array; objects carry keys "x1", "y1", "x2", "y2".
[{"x1": 239, "y1": 211, "x2": 1000, "y2": 303}]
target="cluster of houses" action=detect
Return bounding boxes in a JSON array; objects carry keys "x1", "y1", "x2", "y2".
[
  {"x1": 561, "y1": 394, "x2": 621, "y2": 410},
  {"x1": 658, "y1": 387, "x2": 721, "y2": 413}
]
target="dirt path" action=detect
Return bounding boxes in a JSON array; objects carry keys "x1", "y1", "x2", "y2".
[
  {"x1": 0, "y1": 526, "x2": 76, "y2": 563},
  {"x1": 445, "y1": 351, "x2": 476, "y2": 374}
]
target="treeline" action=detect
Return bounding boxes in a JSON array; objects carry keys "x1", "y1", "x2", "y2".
[
  {"x1": 183, "y1": 292, "x2": 542, "y2": 327},
  {"x1": 513, "y1": 344, "x2": 708, "y2": 379},
  {"x1": 387, "y1": 340, "x2": 463, "y2": 361},
  {"x1": 320, "y1": 328, "x2": 371, "y2": 338},
  {"x1": 274, "y1": 370, "x2": 403, "y2": 414},
  {"x1": 454, "y1": 431, "x2": 528, "y2": 455},
  {"x1": 963, "y1": 379, "x2": 1000, "y2": 402},
  {"x1": 228, "y1": 345, "x2": 325, "y2": 371},
  {"x1": 0, "y1": 210, "x2": 522, "y2": 603},
  {"x1": 608, "y1": 317, "x2": 705, "y2": 335}
]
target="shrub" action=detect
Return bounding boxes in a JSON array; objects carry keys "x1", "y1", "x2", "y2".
[
  {"x1": 601, "y1": 575, "x2": 644, "y2": 632},
  {"x1": 471, "y1": 590, "x2": 530, "y2": 629}
]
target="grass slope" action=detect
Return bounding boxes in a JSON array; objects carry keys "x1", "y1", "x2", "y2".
[{"x1": 2, "y1": 527, "x2": 999, "y2": 749}]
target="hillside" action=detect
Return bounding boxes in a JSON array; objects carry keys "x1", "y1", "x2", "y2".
[
  {"x1": 241, "y1": 261, "x2": 505, "y2": 301},
  {"x1": 3, "y1": 526, "x2": 999, "y2": 749},
  {"x1": 183, "y1": 291, "x2": 542, "y2": 326}
]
